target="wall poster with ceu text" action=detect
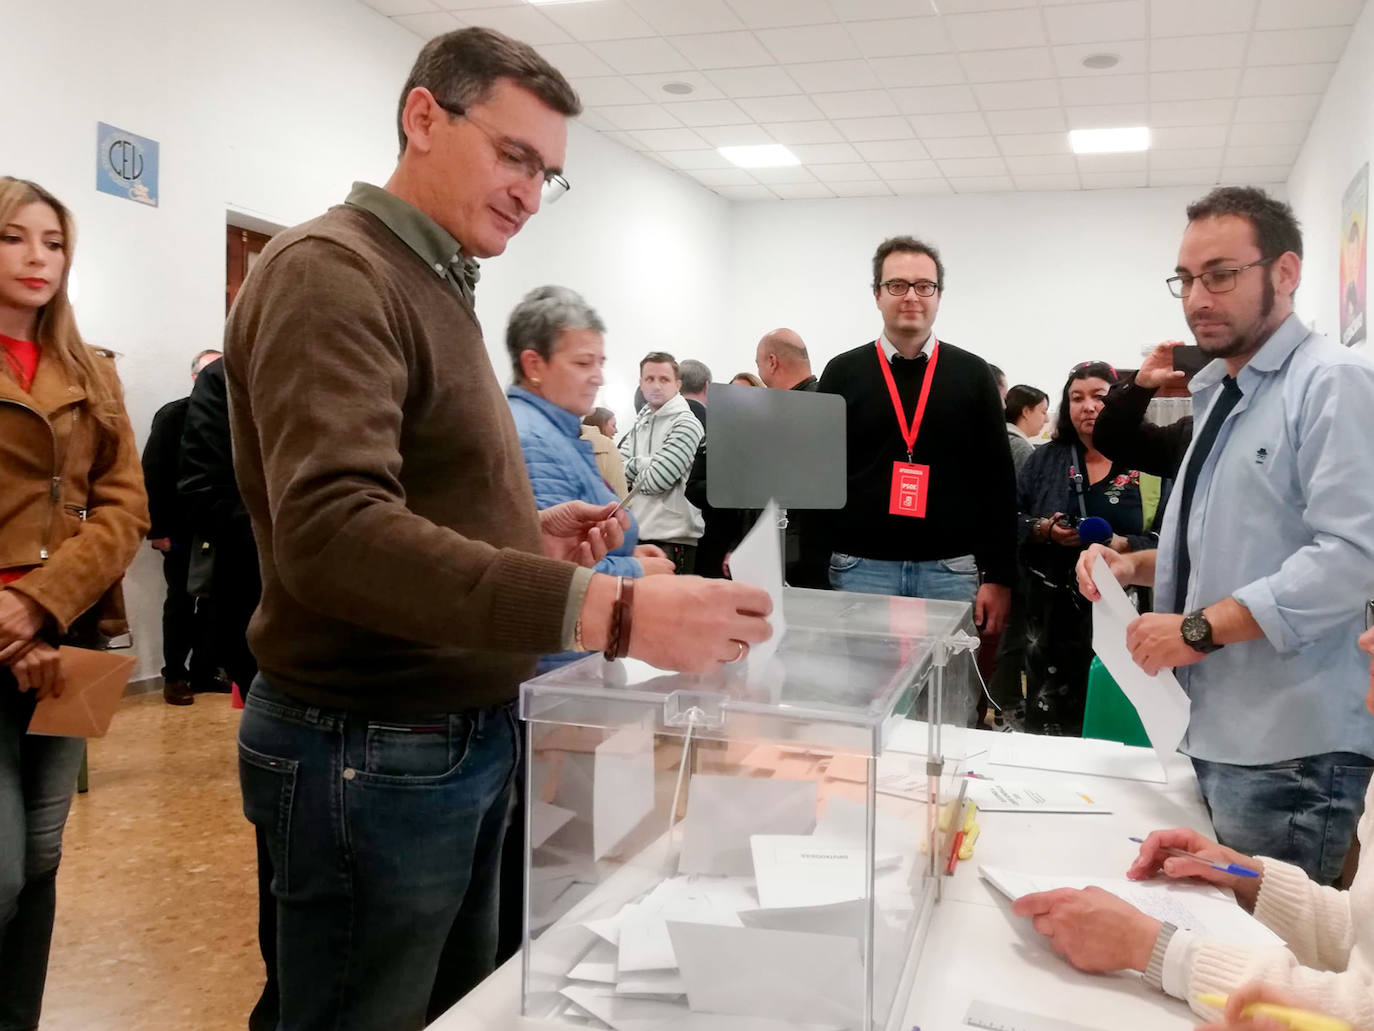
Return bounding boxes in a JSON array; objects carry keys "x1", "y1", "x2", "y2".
[
  {"x1": 1340, "y1": 162, "x2": 1367, "y2": 348},
  {"x1": 96, "y1": 122, "x2": 159, "y2": 208}
]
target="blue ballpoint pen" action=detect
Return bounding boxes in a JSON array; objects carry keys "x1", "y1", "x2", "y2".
[{"x1": 1128, "y1": 837, "x2": 1261, "y2": 878}]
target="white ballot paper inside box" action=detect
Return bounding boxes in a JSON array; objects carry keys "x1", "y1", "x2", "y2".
[
  {"x1": 1090, "y1": 555, "x2": 1191, "y2": 770},
  {"x1": 667, "y1": 920, "x2": 864, "y2": 1029},
  {"x1": 678, "y1": 774, "x2": 817, "y2": 876}
]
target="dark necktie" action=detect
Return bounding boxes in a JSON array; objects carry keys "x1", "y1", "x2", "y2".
[{"x1": 1173, "y1": 376, "x2": 1242, "y2": 613}]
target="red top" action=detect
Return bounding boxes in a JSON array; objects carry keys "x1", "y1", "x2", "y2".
[
  {"x1": 0, "y1": 333, "x2": 39, "y2": 392},
  {"x1": 2, "y1": 334, "x2": 40, "y2": 583}
]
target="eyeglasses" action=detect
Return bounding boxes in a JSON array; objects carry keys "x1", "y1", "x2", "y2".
[
  {"x1": 436, "y1": 100, "x2": 571, "y2": 204},
  {"x1": 878, "y1": 278, "x2": 939, "y2": 297},
  {"x1": 1165, "y1": 257, "x2": 1273, "y2": 299}
]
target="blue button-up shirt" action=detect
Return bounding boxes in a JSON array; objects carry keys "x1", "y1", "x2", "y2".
[{"x1": 1156, "y1": 313, "x2": 1374, "y2": 764}]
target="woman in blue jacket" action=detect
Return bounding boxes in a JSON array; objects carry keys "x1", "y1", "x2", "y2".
[{"x1": 505, "y1": 286, "x2": 674, "y2": 673}]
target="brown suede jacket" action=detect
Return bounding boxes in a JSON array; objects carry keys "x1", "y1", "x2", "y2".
[{"x1": 0, "y1": 350, "x2": 149, "y2": 637}]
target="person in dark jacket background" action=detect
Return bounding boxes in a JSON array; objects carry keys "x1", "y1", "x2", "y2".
[
  {"x1": 1016, "y1": 362, "x2": 1158, "y2": 736},
  {"x1": 1093, "y1": 340, "x2": 1196, "y2": 478},
  {"x1": 141, "y1": 348, "x2": 221, "y2": 705},
  {"x1": 177, "y1": 353, "x2": 276, "y2": 1031}
]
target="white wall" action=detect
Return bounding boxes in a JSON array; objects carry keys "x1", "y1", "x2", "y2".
[
  {"x1": 1, "y1": 0, "x2": 730, "y2": 682},
  {"x1": 726, "y1": 187, "x2": 1219, "y2": 393},
  {"x1": 1286, "y1": 0, "x2": 1374, "y2": 351},
  {"x1": 474, "y1": 130, "x2": 731, "y2": 430},
  {"x1": 2, "y1": 0, "x2": 420, "y2": 681}
]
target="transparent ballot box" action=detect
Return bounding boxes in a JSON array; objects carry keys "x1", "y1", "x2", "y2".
[{"x1": 519, "y1": 587, "x2": 979, "y2": 1031}]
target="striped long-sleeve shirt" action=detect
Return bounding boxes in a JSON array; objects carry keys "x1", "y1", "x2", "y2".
[{"x1": 618, "y1": 393, "x2": 705, "y2": 543}]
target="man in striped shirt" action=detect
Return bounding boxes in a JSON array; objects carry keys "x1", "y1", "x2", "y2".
[{"x1": 619, "y1": 352, "x2": 704, "y2": 573}]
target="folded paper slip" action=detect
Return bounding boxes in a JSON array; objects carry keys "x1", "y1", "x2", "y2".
[{"x1": 26, "y1": 647, "x2": 136, "y2": 738}]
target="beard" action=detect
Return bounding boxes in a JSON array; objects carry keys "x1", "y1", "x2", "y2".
[{"x1": 1193, "y1": 276, "x2": 1275, "y2": 358}]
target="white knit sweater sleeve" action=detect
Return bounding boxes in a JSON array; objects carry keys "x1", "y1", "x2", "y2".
[{"x1": 1184, "y1": 850, "x2": 1374, "y2": 1030}]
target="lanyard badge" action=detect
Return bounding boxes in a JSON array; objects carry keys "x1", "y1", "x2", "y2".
[{"x1": 876, "y1": 339, "x2": 940, "y2": 518}]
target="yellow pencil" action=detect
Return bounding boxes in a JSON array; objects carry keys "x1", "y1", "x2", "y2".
[{"x1": 1195, "y1": 993, "x2": 1352, "y2": 1031}]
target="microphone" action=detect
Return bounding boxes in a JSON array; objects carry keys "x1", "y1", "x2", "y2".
[{"x1": 1078, "y1": 516, "x2": 1114, "y2": 546}]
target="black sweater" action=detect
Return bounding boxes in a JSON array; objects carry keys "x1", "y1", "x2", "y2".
[{"x1": 816, "y1": 339, "x2": 1017, "y2": 585}]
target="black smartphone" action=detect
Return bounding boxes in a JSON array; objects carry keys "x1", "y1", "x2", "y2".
[{"x1": 1171, "y1": 345, "x2": 1210, "y2": 377}]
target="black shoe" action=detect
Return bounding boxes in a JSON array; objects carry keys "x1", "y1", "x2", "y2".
[
  {"x1": 163, "y1": 680, "x2": 194, "y2": 706},
  {"x1": 194, "y1": 669, "x2": 234, "y2": 693}
]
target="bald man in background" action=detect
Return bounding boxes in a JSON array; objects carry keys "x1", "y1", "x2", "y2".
[
  {"x1": 754, "y1": 329, "x2": 827, "y2": 587},
  {"x1": 755, "y1": 328, "x2": 818, "y2": 392}
]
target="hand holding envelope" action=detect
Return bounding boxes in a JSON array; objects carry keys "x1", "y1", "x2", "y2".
[{"x1": 25, "y1": 647, "x2": 136, "y2": 738}]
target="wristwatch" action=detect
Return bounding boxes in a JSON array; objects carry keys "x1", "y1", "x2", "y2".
[
  {"x1": 1181, "y1": 610, "x2": 1224, "y2": 654},
  {"x1": 1143, "y1": 921, "x2": 1178, "y2": 992}
]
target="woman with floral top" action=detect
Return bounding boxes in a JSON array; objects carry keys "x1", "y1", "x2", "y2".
[{"x1": 1015, "y1": 362, "x2": 1158, "y2": 735}]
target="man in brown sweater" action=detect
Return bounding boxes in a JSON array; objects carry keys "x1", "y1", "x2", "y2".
[{"x1": 225, "y1": 28, "x2": 770, "y2": 1031}]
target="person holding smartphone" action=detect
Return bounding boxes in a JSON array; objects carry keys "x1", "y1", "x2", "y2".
[{"x1": 1092, "y1": 339, "x2": 1199, "y2": 477}]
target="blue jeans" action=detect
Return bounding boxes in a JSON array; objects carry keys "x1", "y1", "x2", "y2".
[
  {"x1": 1192, "y1": 752, "x2": 1374, "y2": 885},
  {"x1": 829, "y1": 553, "x2": 981, "y2": 724},
  {"x1": 828, "y1": 552, "x2": 981, "y2": 603},
  {"x1": 238, "y1": 678, "x2": 519, "y2": 1031},
  {"x1": 0, "y1": 681, "x2": 85, "y2": 1031}
]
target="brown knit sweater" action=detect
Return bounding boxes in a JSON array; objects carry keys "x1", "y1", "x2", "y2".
[{"x1": 224, "y1": 203, "x2": 577, "y2": 714}]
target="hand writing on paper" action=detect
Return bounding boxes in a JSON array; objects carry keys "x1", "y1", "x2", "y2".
[
  {"x1": 540, "y1": 501, "x2": 630, "y2": 567},
  {"x1": 1128, "y1": 827, "x2": 1262, "y2": 911},
  {"x1": 1198, "y1": 982, "x2": 1307, "y2": 1031},
  {"x1": 1011, "y1": 886, "x2": 1162, "y2": 974},
  {"x1": 8, "y1": 641, "x2": 63, "y2": 699}
]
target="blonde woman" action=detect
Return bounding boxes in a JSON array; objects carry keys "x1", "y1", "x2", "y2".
[{"x1": 0, "y1": 177, "x2": 147, "y2": 1026}]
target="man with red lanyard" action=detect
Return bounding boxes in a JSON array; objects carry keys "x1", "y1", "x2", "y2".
[{"x1": 816, "y1": 235, "x2": 1016, "y2": 725}]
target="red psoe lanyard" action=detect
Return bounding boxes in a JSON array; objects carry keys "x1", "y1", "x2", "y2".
[{"x1": 875, "y1": 338, "x2": 940, "y2": 461}]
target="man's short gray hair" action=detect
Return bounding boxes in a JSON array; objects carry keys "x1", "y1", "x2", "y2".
[
  {"x1": 679, "y1": 359, "x2": 712, "y2": 394},
  {"x1": 506, "y1": 285, "x2": 606, "y2": 380}
]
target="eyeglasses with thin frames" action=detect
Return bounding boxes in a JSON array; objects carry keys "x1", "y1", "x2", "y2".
[
  {"x1": 1165, "y1": 257, "x2": 1274, "y2": 299},
  {"x1": 878, "y1": 278, "x2": 939, "y2": 297},
  {"x1": 435, "y1": 100, "x2": 571, "y2": 205}
]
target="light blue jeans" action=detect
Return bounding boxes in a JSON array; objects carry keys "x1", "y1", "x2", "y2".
[
  {"x1": 829, "y1": 553, "x2": 981, "y2": 725},
  {"x1": 1192, "y1": 751, "x2": 1373, "y2": 886},
  {"x1": 0, "y1": 679, "x2": 86, "y2": 1030}
]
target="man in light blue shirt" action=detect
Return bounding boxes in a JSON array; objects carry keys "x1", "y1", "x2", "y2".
[{"x1": 1085, "y1": 187, "x2": 1374, "y2": 884}]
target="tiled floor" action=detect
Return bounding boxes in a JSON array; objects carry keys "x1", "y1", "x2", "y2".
[{"x1": 41, "y1": 691, "x2": 263, "y2": 1031}]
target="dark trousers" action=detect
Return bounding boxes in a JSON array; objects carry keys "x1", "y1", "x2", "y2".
[
  {"x1": 643, "y1": 541, "x2": 696, "y2": 575},
  {"x1": 1022, "y1": 573, "x2": 1093, "y2": 737},
  {"x1": 988, "y1": 580, "x2": 1029, "y2": 716},
  {"x1": 160, "y1": 541, "x2": 217, "y2": 686},
  {"x1": 206, "y1": 537, "x2": 261, "y2": 693}
]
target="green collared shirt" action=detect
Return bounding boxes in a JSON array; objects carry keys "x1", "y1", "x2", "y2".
[
  {"x1": 344, "y1": 181, "x2": 481, "y2": 305},
  {"x1": 342, "y1": 182, "x2": 594, "y2": 650}
]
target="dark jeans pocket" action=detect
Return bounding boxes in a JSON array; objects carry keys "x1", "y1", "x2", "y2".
[
  {"x1": 363, "y1": 717, "x2": 474, "y2": 781},
  {"x1": 238, "y1": 741, "x2": 299, "y2": 893},
  {"x1": 352, "y1": 714, "x2": 478, "y2": 787}
]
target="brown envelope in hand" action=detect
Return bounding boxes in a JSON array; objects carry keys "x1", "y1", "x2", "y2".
[{"x1": 25, "y1": 647, "x2": 137, "y2": 738}]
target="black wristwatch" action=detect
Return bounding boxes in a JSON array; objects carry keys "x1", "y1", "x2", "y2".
[{"x1": 1180, "y1": 610, "x2": 1223, "y2": 655}]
